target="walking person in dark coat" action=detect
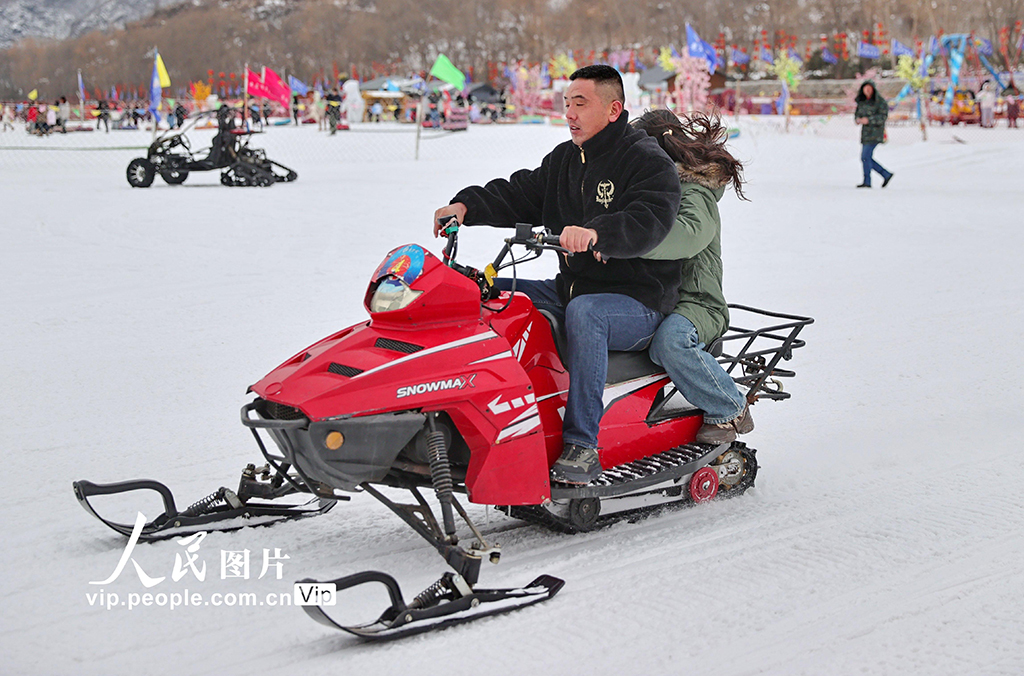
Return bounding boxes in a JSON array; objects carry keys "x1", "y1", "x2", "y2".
[
  {"x1": 432, "y1": 65, "x2": 683, "y2": 486},
  {"x1": 854, "y1": 81, "x2": 893, "y2": 188}
]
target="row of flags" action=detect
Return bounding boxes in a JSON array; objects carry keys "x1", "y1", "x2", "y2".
[{"x1": 687, "y1": 32, "x2": 1015, "y2": 73}]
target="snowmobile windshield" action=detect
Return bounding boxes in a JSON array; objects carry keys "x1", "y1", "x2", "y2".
[{"x1": 371, "y1": 244, "x2": 426, "y2": 286}]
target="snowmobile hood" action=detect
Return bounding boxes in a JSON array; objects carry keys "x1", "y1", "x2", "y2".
[{"x1": 250, "y1": 319, "x2": 511, "y2": 421}]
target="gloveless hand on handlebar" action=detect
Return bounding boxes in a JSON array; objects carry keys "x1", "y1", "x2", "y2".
[{"x1": 433, "y1": 201, "x2": 599, "y2": 257}]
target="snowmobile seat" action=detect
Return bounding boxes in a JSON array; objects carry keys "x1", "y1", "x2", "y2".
[
  {"x1": 538, "y1": 309, "x2": 663, "y2": 385},
  {"x1": 537, "y1": 309, "x2": 724, "y2": 384}
]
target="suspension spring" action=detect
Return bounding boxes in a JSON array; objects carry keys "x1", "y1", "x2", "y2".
[
  {"x1": 182, "y1": 487, "x2": 242, "y2": 517},
  {"x1": 409, "y1": 573, "x2": 457, "y2": 610},
  {"x1": 426, "y1": 414, "x2": 457, "y2": 542}
]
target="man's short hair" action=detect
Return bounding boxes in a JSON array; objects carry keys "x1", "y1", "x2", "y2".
[{"x1": 569, "y1": 65, "x2": 625, "y2": 104}]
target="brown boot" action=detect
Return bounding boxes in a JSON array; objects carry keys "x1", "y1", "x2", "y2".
[{"x1": 695, "y1": 407, "x2": 754, "y2": 445}]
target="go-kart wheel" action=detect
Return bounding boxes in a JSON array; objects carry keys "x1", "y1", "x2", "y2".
[
  {"x1": 220, "y1": 171, "x2": 233, "y2": 186},
  {"x1": 161, "y1": 169, "x2": 189, "y2": 185},
  {"x1": 127, "y1": 158, "x2": 155, "y2": 188}
]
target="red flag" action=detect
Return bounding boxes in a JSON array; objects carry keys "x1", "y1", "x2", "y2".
[
  {"x1": 263, "y1": 67, "x2": 291, "y2": 109},
  {"x1": 245, "y1": 68, "x2": 272, "y2": 98}
]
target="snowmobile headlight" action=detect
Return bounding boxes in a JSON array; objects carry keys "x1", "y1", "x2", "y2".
[{"x1": 370, "y1": 277, "x2": 423, "y2": 313}]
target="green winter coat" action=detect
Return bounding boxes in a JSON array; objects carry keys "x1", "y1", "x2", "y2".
[
  {"x1": 855, "y1": 81, "x2": 888, "y2": 145},
  {"x1": 641, "y1": 163, "x2": 729, "y2": 345}
]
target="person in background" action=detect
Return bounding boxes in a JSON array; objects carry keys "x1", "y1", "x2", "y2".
[
  {"x1": 292, "y1": 94, "x2": 300, "y2": 125},
  {"x1": 1002, "y1": 79, "x2": 1020, "y2": 129},
  {"x1": 854, "y1": 81, "x2": 892, "y2": 189},
  {"x1": 58, "y1": 96, "x2": 70, "y2": 132},
  {"x1": 325, "y1": 88, "x2": 342, "y2": 134},
  {"x1": 96, "y1": 99, "x2": 110, "y2": 132},
  {"x1": 977, "y1": 81, "x2": 996, "y2": 128},
  {"x1": 45, "y1": 100, "x2": 57, "y2": 135},
  {"x1": 1, "y1": 103, "x2": 14, "y2": 131},
  {"x1": 174, "y1": 102, "x2": 187, "y2": 128}
]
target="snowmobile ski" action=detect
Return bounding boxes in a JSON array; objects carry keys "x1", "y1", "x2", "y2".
[
  {"x1": 73, "y1": 467, "x2": 337, "y2": 542},
  {"x1": 299, "y1": 570, "x2": 564, "y2": 641}
]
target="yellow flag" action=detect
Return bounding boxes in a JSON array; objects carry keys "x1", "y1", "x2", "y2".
[
  {"x1": 155, "y1": 53, "x2": 171, "y2": 88},
  {"x1": 28, "y1": 89, "x2": 38, "y2": 100}
]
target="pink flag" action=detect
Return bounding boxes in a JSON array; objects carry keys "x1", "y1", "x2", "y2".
[
  {"x1": 263, "y1": 67, "x2": 292, "y2": 110},
  {"x1": 245, "y1": 68, "x2": 272, "y2": 98}
]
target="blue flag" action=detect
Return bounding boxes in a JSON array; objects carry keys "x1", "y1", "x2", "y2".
[
  {"x1": 288, "y1": 75, "x2": 309, "y2": 95},
  {"x1": 761, "y1": 47, "x2": 774, "y2": 64},
  {"x1": 776, "y1": 79, "x2": 789, "y2": 113},
  {"x1": 858, "y1": 42, "x2": 881, "y2": 59},
  {"x1": 977, "y1": 38, "x2": 993, "y2": 57},
  {"x1": 77, "y1": 69, "x2": 86, "y2": 102},
  {"x1": 788, "y1": 48, "x2": 803, "y2": 63},
  {"x1": 821, "y1": 47, "x2": 838, "y2": 64},
  {"x1": 149, "y1": 54, "x2": 162, "y2": 120},
  {"x1": 685, "y1": 24, "x2": 716, "y2": 74},
  {"x1": 731, "y1": 48, "x2": 750, "y2": 65},
  {"x1": 892, "y1": 40, "x2": 914, "y2": 57}
]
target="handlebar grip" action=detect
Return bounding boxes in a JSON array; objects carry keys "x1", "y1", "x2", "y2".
[{"x1": 540, "y1": 235, "x2": 562, "y2": 246}]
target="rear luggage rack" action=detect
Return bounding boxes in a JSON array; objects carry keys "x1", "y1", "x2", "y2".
[
  {"x1": 646, "y1": 304, "x2": 812, "y2": 422},
  {"x1": 714, "y1": 304, "x2": 813, "y2": 402}
]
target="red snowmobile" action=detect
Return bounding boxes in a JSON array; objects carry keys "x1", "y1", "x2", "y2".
[{"x1": 73, "y1": 221, "x2": 811, "y2": 639}]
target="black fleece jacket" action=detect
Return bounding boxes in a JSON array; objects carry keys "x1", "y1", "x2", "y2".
[{"x1": 452, "y1": 112, "x2": 684, "y2": 314}]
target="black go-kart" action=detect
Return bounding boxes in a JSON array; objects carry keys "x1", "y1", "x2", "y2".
[{"x1": 126, "y1": 106, "x2": 298, "y2": 188}]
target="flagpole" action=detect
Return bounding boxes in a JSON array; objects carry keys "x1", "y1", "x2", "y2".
[
  {"x1": 243, "y1": 62, "x2": 249, "y2": 129},
  {"x1": 415, "y1": 75, "x2": 429, "y2": 161}
]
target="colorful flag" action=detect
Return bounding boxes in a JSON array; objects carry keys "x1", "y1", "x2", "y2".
[
  {"x1": 943, "y1": 35, "x2": 968, "y2": 111},
  {"x1": 821, "y1": 47, "x2": 838, "y2": 64},
  {"x1": 787, "y1": 48, "x2": 803, "y2": 63},
  {"x1": 858, "y1": 42, "x2": 881, "y2": 59},
  {"x1": 429, "y1": 54, "x2": 466, "y2": 91},
  {"x1": 731, "y1": 48, "x2": 750, "y2": 65},
  {"x1": 976, "y1": 38, "x2": 994, "y2": 56},
  {"x1": 892, "y1": 40, "x2": 914, "y2": 57},
  {"x1": 77, "y1": 70, "x2": 85, "y2": 102},
  {"x1": 288, "y1": 75, "x2": 309, "y2": 95},
  {"x1": 761, "y1": 47, "x2": 774, "y2": 64}
]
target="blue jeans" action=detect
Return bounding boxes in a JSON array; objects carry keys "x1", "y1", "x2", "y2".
[
  {"x1": 648, "y1": 314, "x2": 746, "y2": 424},
  {"x1": 861, "y1": 143, "x2": 891, "y2": 186},
  {"x1": 498, "y1": 278, "x2": 664, "y2": 448}
]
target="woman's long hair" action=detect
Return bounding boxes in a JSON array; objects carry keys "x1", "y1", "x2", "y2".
[{"x1": 632, "y1": 108, "x2": 747, "y2": 200}]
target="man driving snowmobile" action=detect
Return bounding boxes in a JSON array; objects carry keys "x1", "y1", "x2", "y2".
[{"x1": 433, "y1": 65, "x2": 683, "y2": 485}]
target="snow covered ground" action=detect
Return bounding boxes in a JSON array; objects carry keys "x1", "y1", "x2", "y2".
[{"x1": 2, "y1": 117, "x2": 1023, "y2": 675}]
